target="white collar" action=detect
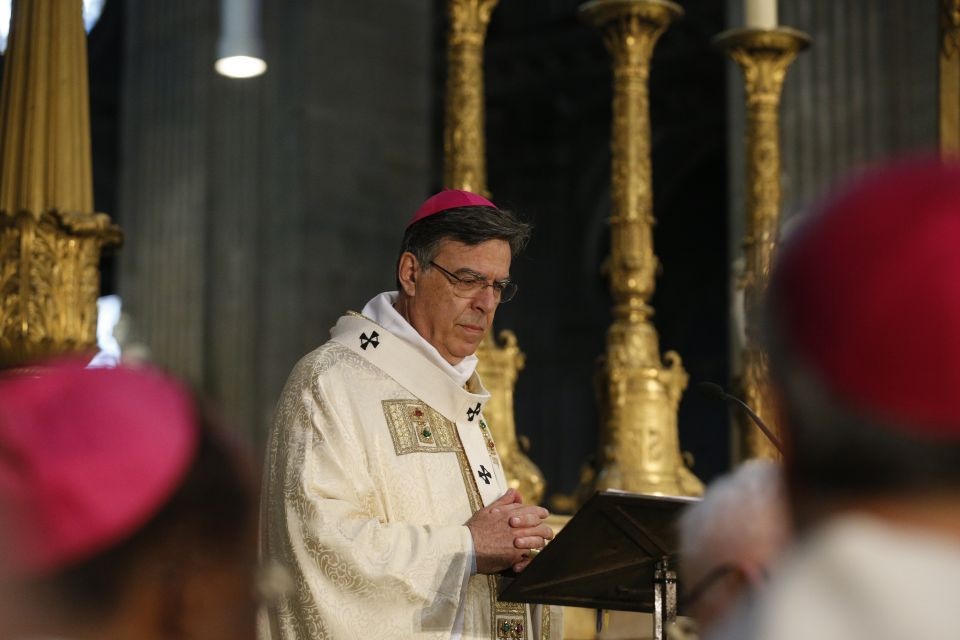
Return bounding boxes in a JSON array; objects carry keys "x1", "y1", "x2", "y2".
[{"x1": 361, "y1": 291, "x2": 479, "y2": 388}]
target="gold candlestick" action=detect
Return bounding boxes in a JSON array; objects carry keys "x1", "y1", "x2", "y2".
[
  {"x1": 443, "y1": 0, "x2": 497, "y2": 196},
  {"x1": 940, "y1": 0, "x2": 960, "y2": 154},
  {"x1": 715, "y1": 27, "x2": 809, "y2": 461},
  {"x1": 0, "y1": 0, "x2": 121, "y2": 367},
  {"x1": 442, "y1": 0, "x2": 546, "y2": 505},
  {"x1": 581, "y1": 0, "x2": 702, "y2": 497}
]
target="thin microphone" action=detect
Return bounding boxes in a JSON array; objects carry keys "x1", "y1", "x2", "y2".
[{"x1": 697, "y1": 382, "x2": 784, "y2": 454}]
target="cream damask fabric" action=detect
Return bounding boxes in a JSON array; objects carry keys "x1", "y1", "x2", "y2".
[{"x1": 259, "y1": 314, "x2": 559, "y2": 640}]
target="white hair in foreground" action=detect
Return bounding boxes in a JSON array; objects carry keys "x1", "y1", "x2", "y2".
[{"x1": 678, "y1": 459, "x2": 790, "y2": 586}]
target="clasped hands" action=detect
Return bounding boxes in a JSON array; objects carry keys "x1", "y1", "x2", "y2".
[{"x1": 466, "y1": 488, "x2": 554, "y2": 575}]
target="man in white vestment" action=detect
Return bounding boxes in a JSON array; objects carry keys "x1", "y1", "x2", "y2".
[
  {"x1": 708, "y1": 158, "x2": 960, "y2": 640},
  {"x1": 260, "y1": 190, "x2": 560, "y2": 639}
]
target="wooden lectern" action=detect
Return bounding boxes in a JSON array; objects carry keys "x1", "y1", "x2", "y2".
[{"x1": 500, "y1": 491, "x2": 699, "y2": 640}]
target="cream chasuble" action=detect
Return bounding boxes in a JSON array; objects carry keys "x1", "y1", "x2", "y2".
[{"x1": 260, "y1": 312, "x2": 557, "y2": 640}]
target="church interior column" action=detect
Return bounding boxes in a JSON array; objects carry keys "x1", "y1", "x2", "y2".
[{"x1": 0, "y1": 0, "x2": 120, "y2": 367}]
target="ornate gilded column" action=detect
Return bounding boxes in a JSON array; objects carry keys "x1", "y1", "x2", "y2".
[
  {"x1": 715, "y1": 27, "x2": 809, "y2": 461},
  {"x1": 940, "y1": 0, "x2": 960, "y2": 154},
  {"x1": 581, "y1": 0, "x2": 701, "y2": 497},
  {"x1": 0, "y1": 0, "x2": 121, "y2": 367},
  {"x1": 443, "y1": 0, "x2": 546, "y2": 504},
  {"x1": 444, "y1": 0, "x2": 495, "y2": 196}
]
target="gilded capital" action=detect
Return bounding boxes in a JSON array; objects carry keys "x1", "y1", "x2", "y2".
[{"x1": 448, "y1": 0, "x2": 499, "y2": 45}]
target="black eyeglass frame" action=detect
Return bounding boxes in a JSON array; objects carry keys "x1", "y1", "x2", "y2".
[
  {"x1": 679, "y1": 562, "x2": 770, "y2": 610},
  {"x1": 428, "y1": 260, "x2": 519, "y2": 303}
]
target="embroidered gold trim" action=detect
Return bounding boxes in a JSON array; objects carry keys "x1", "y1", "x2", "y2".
[
  {"x1": 540, "y1": 605, "x2": 551, "y2": 640},
  {"x1": 448, "y1": 405, "x2": 529, "y2": 640},
  {"x1": 456, "y1": 450, "x2": 484, "y2": 513},
  {"x1": 478, "y1": 417, "x2": 501, "y2": 462},
  {"x1": 382, "y1": 400, "x2": 459, "y2": 455}
]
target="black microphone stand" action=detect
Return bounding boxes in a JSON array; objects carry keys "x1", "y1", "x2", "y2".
[{"x1": 697, "y1": 382, "x2": 784, "y2": 454}]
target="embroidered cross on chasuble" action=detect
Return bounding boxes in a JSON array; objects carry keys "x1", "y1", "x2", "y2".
[{"x1": 259, "y1": 312, "x2": 559, "y2": 640}]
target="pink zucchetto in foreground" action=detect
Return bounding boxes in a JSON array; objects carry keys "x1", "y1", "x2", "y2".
[
  {"x1": 770, "y1": 157, "x2": 960, "y2": 439},
  {"x1": 0, "y1": 361, "x2": 199, "y2": 576}
]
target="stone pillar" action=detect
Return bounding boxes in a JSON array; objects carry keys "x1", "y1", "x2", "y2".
[
  {"x1": 118, "y1": 1, "x2": 215, "y2": 384},
  {"x1": 118, "y1": 2, "x2": 432, "y2": 445}
]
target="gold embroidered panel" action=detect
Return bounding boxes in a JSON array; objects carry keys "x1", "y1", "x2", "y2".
[
  {"x1": 382, "y1": 400, "x2": 460, "y2": 455},
  {"x1": 493, "y1": 585, "x2": 528, "y2": 640}
]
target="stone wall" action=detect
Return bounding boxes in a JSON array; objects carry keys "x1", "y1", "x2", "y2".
[{"x1": 118, "y1": 1, "x2": 433, "y2": 447}]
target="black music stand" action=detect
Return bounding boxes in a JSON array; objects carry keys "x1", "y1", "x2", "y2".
[{"x1": 499, "y1": 490, "x2": 699, "y2": 640}]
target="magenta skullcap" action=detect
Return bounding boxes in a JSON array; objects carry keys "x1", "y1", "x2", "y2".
[
  {"x1": 0, "y1": 361, "x2": 199, "y2": 576},
  {"x1": 771, "y1": 157, "x2": 960, "y2": 439},
  {"x1": 407, "y1": 189, "x2": 497, "y2": 227}
]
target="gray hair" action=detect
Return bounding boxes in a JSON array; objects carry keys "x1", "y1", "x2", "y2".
[
  {"x1": 395, "y1": 205, "x2": 531, "y2": 287},
  {"x1": 678, "y1": 460, "x2": 790, "y2": 588}
]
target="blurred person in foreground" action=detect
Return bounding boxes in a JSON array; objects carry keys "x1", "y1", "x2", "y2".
[
  {"x1": 677, "y1": 460, "x2": 790, "y2": 637},
  {"x1": 710, "y1": 158, "x2": 960, "y2": 640},
  {"x1": 0, "y1": 362, "x2": 258, "y2": 640},
  {"x1": 260, "y1": 190, "x2": 558, "y2": 639}
]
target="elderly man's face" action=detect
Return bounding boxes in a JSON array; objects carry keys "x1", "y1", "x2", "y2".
[{"x1": 399, "y1": 238, "x2": 511, "y2": 365}]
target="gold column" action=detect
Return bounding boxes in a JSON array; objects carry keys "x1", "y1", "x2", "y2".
[
  {"x1": 581, "y1": 0, "x2": 701, "y2": 497},
  {"x1": 442, "y1": 0, "x2": 546, "y2": 504},
  {"x1": 0, "y1": 0, "x2": 121, "y2": 367},
  {"x1": 444, "y1": 0, "x2": 496, "y2": 196},
  {"x1": 715, "y1": 27, "x2": 809, "y2": 461},
  {"x1": 940, "y1": 0, "x2": 960, "y2": 154}
]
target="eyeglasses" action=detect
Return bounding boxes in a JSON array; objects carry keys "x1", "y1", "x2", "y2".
[
  {"x1": 428, "y1": 261, "x2": 519, "y2": 303},
  {"x1": 680, "y1": 562, "x2": 769, "y2": 610}
]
